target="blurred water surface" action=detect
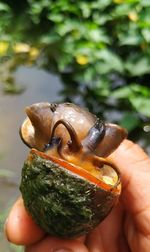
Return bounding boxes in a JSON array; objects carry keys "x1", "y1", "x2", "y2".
[{"x1": 0, "y1": 65, "x2": 63, "y2": 251}]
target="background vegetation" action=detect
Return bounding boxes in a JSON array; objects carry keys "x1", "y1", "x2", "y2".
[
  {"x1": 0, "y1": 1, "x2": 150, "y2": 251},
  {"x1": 0, "y1": 0, "x2": 150, "y2": 140}
]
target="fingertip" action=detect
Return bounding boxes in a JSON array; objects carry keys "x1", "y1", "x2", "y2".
[
  {"x1": 109, "y1": 139, "x2": 134, "y2": 157},
  {"x1": 108, "y1": 139, "x2": 149, "y2": 170},
  {"x1": 5, "y1": 197, "x2": 45, "y2": 245}
]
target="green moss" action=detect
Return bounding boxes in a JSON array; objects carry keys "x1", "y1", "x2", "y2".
[{"x1": 20, "y1": 151, "x2": 117, "y2": 238}]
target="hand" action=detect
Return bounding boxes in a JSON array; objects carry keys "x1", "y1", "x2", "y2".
[{"x1": 5, "y1": 140, "x2": 150, "y2": 252}]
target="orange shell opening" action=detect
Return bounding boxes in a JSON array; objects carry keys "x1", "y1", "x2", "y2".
[{"x1": 30, "y1": 149, "x2": 121, "y2": 194}]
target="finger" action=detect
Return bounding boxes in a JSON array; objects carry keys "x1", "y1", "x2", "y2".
[
  {"x1": 86, "y1": 203, "x2": 129, "y2": 252},
  {"x1": 85, "y1": 225, "x2": 105, "y2": 252},
  {"x1": 108, "y1": 140, "x2": 150, "y2": 213},
  {"x1": 25, "y1": 236, "x2": 89, "y2": 252},
  {"x1": 108, "y1": 140, "x2": 150, "y2": 236},
  {"x1": 109, "y1": 139, "x2": 150, "y2": 180},
  {"x1": 5, "y1": 197, "x2": 45, "y2": 245}
]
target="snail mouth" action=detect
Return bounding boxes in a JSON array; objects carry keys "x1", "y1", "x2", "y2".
[{"x1": 29, "y1": 148, "x2": 121, "y2": 194}]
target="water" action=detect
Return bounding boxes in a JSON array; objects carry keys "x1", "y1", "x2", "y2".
[{"x1": 0, "y1": 65, "x2": 63, "y2": 251}]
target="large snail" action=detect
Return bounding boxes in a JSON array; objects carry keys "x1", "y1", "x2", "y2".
[{"x1": 20, "y1": 102, "x2": 127, "y2": 238}]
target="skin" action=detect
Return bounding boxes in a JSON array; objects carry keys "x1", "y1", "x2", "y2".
[{"x1": 5, "y1": 140, "x2": 150, "y2": 252}]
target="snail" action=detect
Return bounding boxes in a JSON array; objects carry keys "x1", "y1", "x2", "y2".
[{"x1": 20, "y1": 102, "x2": 127, "y2": 238}]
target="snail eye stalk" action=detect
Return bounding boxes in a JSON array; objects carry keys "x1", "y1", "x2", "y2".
[
  {"x1": 82, "y1": 119, "x2": 106, "y2": 154},
  {"x1": 49, "y1": 119, "x2": 82, "y2": 153}
]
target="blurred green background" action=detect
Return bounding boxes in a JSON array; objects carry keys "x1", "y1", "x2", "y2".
[{"x1": 0, "y1": 0, "x2": 150, "y2": 251}]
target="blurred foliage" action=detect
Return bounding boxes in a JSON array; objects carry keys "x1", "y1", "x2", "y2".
[
  {"x1": 0, "y1": 2, "x2": 12, "y2": 40},
  {"x1": 0, "y1": 169, "x2": 14, "y2": 177},
  {"x1": 10, "y1": 244, "x2": 23, "y2": 252},
  {"x1": 0, "y1": 0, "x2": 150, "y2": 140},
  {"x1": 0, "y1": 3, "x2": 149, "y2": 252}
]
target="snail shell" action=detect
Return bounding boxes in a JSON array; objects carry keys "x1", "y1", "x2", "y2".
[
  {"x1": 20, "y1": 102, "x2": 127, "y2": 238},
  {"x1": 20, "y1": 102, "x2": 127, "y2": 157}
]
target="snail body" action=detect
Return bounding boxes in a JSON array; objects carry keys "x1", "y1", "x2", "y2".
[
  {"x1": 21, "y1": 102, "x2": 127, "y2": 156},
  {"x1": 20, "y1": 102, "x2": 127, "y2": 238}
]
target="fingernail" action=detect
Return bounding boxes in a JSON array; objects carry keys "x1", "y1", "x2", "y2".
[{"x1": 53, "y1": 249, "x2": 73, "y2": 252}]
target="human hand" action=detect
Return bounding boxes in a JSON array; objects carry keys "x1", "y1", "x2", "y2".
[{"x1": 5, "y1": 140, "x2": 150, "y2": 252}]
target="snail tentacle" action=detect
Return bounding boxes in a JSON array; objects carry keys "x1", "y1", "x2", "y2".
[
  {"x1": 50, "y1": 119, "x2": 82, "y2": 153},
  {"x1": 82, "y1": 119, "x2": 106, "y2": 154}
]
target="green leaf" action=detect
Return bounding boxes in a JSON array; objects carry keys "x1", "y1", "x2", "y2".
[
  {"x1": 79, "y1": 2, "x2": 91, "y2": 18},
  {"x1": 130, "y1": 84, "x2": 150, "y2": 97},
  {"x1": 0, "y1": 3, "x2": 10, "y2": 12},
  {"x1": 86, "y1": 28, "x2": 110, "y2": 43},
  {"x1": 112, "y1": 4, "x2": 132, "y2": 17},
  {"x1": 93, "y1": 13, "x2": 112, "y2": 25},
  {"x1": 142, "y1": 28, "x2": 150, "y2": 42},
  {"x1": 95, "y1": 62, "x2": 113, "y2": 74},
  {"x1": 120, "y1": 113, "x2": 140, "y2": 131},
  {"x1": 125, "y1": 57, "x2": 150, "y2": 76},
  {"x1": 111, "y1": 86, "x2": 133, "y2": 99},
  {"x1": 141, "y1": 0, "x2": 150, "y2": 7},
  {"x1": 130, "y1": 97, "x2": 150, "y2": 117},
  {"x1": 47, "y1": 13, "x2": 64, "y2": 23},
  {"x1": 40, "y1": 32, "x2": 60, "y2": 44},
  {"x1": 95, "y1": 49, "x2": 124, "y2": 73},
  {"x1": 119, "y1": 32, "x2": 142, "y2": 46},
  {"x1": 74, "y1": 65, "x2": 97, "y2": 84},
  {"x1": 56, "y1": 19, "x2": 81, "y2": 36},
  {"x1": 112, "y1": 84, "x2": 150, "y2": 117},
  {"x1": 57, "y1": 54, "x2": 72, "y2": 71},
  {"x1": 112, "y1": 84, "x2": 150, "y2": 99},
  {"x1": 118, "y1": 21, "x2": 142, "y2": 46},
  {"x1": 91, "y1": 0, "x2": 112, "y2": 10}
]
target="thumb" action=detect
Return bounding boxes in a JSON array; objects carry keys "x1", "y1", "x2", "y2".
[{"x1": 108, "y1": 139, "x2": 150, "y2": 214}]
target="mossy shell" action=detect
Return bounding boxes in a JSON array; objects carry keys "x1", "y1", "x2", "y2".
[{"x1": 20, "y1": 149, "x2": 120, "y2": 238}]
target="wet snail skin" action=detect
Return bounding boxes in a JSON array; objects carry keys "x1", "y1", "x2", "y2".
[{"x1": 20, "y1": 102, "x2": 127, "y2": 238}]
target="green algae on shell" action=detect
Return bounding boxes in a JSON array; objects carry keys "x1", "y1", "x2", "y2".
[{"x1": 20, "y1": 149, "x2": 120, "y2": 238}]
